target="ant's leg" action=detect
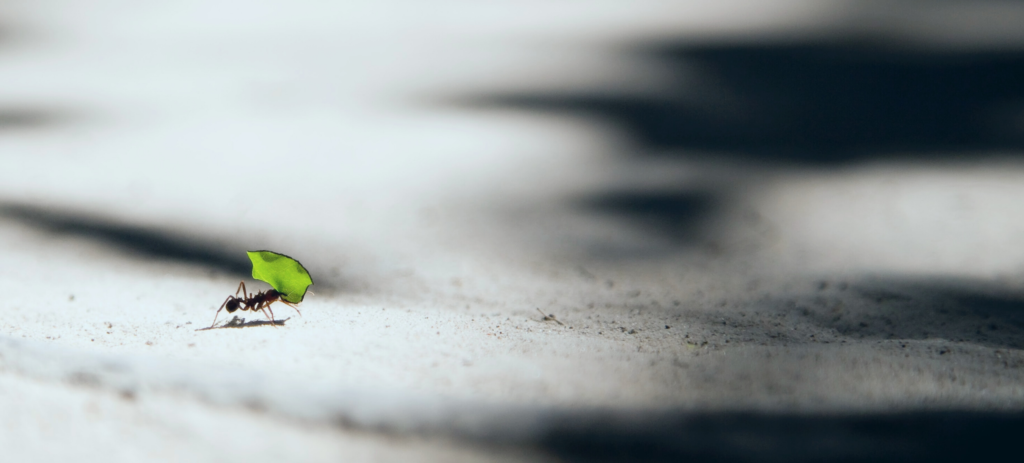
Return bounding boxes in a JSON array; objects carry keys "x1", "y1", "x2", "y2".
[
  {"x1": 258, "y1": 302, "x2": 278, "y2": 327},
  {"x1": 236, "y1": 281, "x2": 251, "y2": 299},
  {"x1": 252, "y1": 299, "x2": 270, "y2": 320},
  {"x1": 264, "y1": 301, "x2": 277, "y2": 325},
  {"x1": 210, "y1": 296, "x2": 232, "y2": 328},
  {"x1": 282, "y1": 301, "x2": 302, "y2": 317}
]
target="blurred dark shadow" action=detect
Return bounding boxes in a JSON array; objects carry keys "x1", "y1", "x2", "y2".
[
  {"x1": 460, "y1": 36, "x2": 1024, "y2": 254},
  {"x1": 470, "y1": 40, "x2": 1024, "y2": 164},
  {"x1": 687, "y1": 277, "x2": 1024, "y2": 351},
  {"x1": 529, "y1": 409, "x2": 1024, "y2": 463},
  {"x1": 816, "y1": 279, "x2": 1024, "y2": 349},
  {"x1": 0, "y1": 108, "x2": 66, "y2": 131},
  {"x1": 0, "y1": 20, "x2": 61, "y2": 132},
  {"x1": 575, "y1": 189, "x2": 720, "y2": 243},
  {"x1": 0, "y1": 201, "x2": 252, "y2": 277}
]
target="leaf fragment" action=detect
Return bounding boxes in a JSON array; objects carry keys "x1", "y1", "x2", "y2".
[{"x1": 247, "y1": 250, "x2": 313, "y2": 303}]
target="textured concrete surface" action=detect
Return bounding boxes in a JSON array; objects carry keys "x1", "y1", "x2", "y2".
[{"x1": 3, "y1": 1, "x2": 1024, "y2": 462}]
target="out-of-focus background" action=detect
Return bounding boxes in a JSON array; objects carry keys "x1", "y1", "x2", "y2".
[{"x1": 3, "y1": 1, "x2": 1024, "y2": 461}]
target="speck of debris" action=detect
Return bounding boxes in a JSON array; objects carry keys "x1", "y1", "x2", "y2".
[
  {"x1": 628, "y1": 329, "x2": 637, "y2": 335},
  {"x1": 536, "y1": 308, "x2": 564, "y2": 325},
  {"x1": 68, "y1": 295, "x2": 75, "y2": 302},
  {"x1": 146, "y1": 341, "x2": 153, "y2": 346},
  {"x1": 665, "y1": 325, "x2": 671, "y2": 329}
]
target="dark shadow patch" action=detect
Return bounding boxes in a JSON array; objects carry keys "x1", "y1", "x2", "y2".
[
  {"x1": 697, "y1": 277, "x2": 1024, "y2": 350},
  {"x1": 0, "y1": 108, "x2": 65, "y2": 131},
  {"x1": 464, "y1": 40, "x2": 1024, "y2": 164},
  {"x1": 810, "y1": 279, "x2": 1024, "y2": 349},
  {"x1": 655, "y1": 277, "x2": 1024, "y2": 351},
  {"x1": 528, "y1": 409, "x2": 1024, "y2": 463},
  {"x1": 575, "y1": 189, "x2": 719, "y2": 243},
  {"x1": 455, "y1": 37, "x2": 1024, "y2": 256},
  {"x1": 0, "y1": 201, "x2": 251, "y2": 277},
  {"x1": 195, "y1": 316, "x2": 289, "y2": 331}
]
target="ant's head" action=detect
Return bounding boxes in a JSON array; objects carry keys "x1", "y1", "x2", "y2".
[{"x1": 225, "y1": 297, "x2": 242, "y2": 313}]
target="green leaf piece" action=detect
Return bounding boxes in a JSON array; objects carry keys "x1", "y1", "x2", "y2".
[{"x1": 247, "y1": 250, "x2": 313, "y2": 303}]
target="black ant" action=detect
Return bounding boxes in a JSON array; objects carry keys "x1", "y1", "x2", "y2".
[{"x1": 209, "y1": 282, "x2": 301, "y2": 328}]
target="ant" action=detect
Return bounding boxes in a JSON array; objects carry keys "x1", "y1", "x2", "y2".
[{"x1": 209, "y1": 282, "x2": 301, "y2": 328}]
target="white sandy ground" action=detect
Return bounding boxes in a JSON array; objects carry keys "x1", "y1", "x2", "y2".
[{"x1": 3, "y1": 0, "x2": 1024, "y2": 461}]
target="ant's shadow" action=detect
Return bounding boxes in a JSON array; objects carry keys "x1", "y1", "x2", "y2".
[{"x1": 195, "y1": 316, "x2": 290, "y2": 331}]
